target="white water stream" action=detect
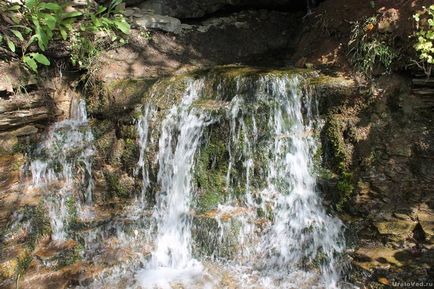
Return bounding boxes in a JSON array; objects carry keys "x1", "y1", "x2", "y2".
[
  {"x1": 136, "y1": 79, "x2": 214, "y2": 289},
  {"x1": 217, "y1": 76, "x2": 344, "y2": 289},
  {"x1": 30, "y1": 98, "x2": 94, "y2": 241}
]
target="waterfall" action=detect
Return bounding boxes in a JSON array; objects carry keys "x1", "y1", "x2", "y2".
[
  {"x1": 25, "y1": 71, "x2": 347, "y2": 289},
  {"x1": 30, "y1": 98, "x2": 94, "y2": 241},
  {"x1": 255, "y1": 76, "x2": 343, "y2": 288},
  {"x1": 210, "y1": 76, "x2": 344, "y2": 289},
  {"x1": 136, "y1": 79, "x2": 214, "y2": 289},
  {"x1": 135, "y1": 103, "x2": 155, "y2": 206}
]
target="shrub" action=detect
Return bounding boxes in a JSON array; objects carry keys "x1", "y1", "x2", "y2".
[
  {"x1": 413, "y1": 5, "x2": 434, "y2": 75},
  {"x1": 0, "y1": 0, "x2": 130, "y2": 72},
  {"x1": 348, "y1": 16, "x2": 397, "y2": 77}
]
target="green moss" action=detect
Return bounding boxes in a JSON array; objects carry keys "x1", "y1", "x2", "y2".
[
  {"x1": 193, "y1": 216, "x2": 242, "y2": 259},
  {"x1": 11, "y1": 137, "x2": 37, "y2": 155},
  {"x1": 194, "y1": 127, "x2": 229, "y2": 213},
  {"x1": 27, "y1": 203, "x2": 52, "y2": 250},
  {"x1": 121, "y1": 137, "x2": 139, "y2": 175},
  {"x1": 66, "y1": 196, "x2": 82, "y2": 232},
  {"x1": 323, "y1": 115, "x2": 355, "y2": 211},
  {"x1": 104, "y1": 171, "x2": 130, "y2": 199},
  {"x1": 55, "y1": 243, "x2": 83, "y2": 269},
  {"x1": 0, "y1": 203, "x2": 52, "y2": 281},
  {"x1": 15, "y1": 252, "x2": 32, "y2": 277}
]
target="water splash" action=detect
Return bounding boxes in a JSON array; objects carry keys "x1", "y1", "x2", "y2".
[{"x1": 30, "y1": 98, "x2": 95, "y2": 240}]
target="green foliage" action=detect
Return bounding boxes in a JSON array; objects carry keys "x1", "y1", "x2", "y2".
[
  {"x1": 70, "y1": 0, "x2": 130, "y2": 69},
  {"x1": 0, "y1": 0, "x2": 130, "y2": 72},
  {"x1": 413, "y1": 5, "x2": 434, "y2": 75},
  {"x1": 348, "y1": 16, "x2": 397, "y2": 77}
]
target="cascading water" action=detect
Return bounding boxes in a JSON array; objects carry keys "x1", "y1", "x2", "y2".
[
  {"x1": 135, "y1": 103, "x2": 155, "y2": 207},
  {"x1": 205, "y1": 75, "x2": 344, "y2": 289},
  {"x1": 30, "y1": 98, "x2": 94, "y2": 240},
  {"x1": 261, "y1": 77, "x2": 343, "y2": 289},
  {"x1": 136, "y1": 79, "x2": 215, "y2": 289}
]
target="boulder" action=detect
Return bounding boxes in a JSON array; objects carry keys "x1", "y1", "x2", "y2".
[
  {"x1": 377, "y1": 8, "x2": 400, "y2": 33},
  {"x1": 374, "y1": 220, "x2": 417, "y2": 236}
]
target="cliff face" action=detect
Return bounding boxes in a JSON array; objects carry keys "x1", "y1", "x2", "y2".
[
  {"x1": 319, "y1": 74, "x2": 434, "y2": 286},
  {"x1": 0, "y1": 0, "x2": 433, "y2": 288}
]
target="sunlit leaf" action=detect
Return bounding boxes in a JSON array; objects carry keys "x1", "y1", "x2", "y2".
[
  {"x1": 114, "y1": 20, "x2": 130, "y2": 34},
  {"x1": 23, "y1": 55, "x2": 38, "y2": 72},
  {"x1": 63, "y1": 11, "x2": 83, "y2": 19},
  {"x1": 6, "y1": 38, "x2": 16, "y2": 52},
  {"x1": 11, "y1": 29, "x2": 24, "y2": 41},
  {"x1": 39, "y1": 3, "x2": 61, "y2": 11},
  {"x1": 31, "y1": 53, "x2": 50, "y2": 65}
]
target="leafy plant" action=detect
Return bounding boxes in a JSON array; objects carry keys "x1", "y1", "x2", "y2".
[
  {"x1": 70, "y1": 0, "x2": 130, "y2": 69},
  {"x1": 413, "y1": 5, "x2": 434, "y2": 75},
  {"x1": 0, "y1": 0, "x2": 130, "y2": 73},
  {"x1": 348, "y1": 16, "x2": 397, "y2": 77}
]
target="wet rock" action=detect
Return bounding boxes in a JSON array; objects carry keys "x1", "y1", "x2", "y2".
[{"x1": 353, "y1": 246, "x2": 405, "y2": 270}]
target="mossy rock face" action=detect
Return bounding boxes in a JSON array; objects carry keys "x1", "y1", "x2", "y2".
[
  {"x1": 103, "y1": 170, "x2": 136, "y2": 200},
  {"x1": 87, "y1": 78, "x2": 157, "y2": 117},
  {"x1": 0, "y1": 203, "x2": 52, "y2": 283},
  {"x1": 321, "y1": 114, "x2": 355, "y2": 211},
  {"x1": 192, "y1": 214, "x2": 244, "y2": 260},
  {"x1": 194, "y1": 123, "x2": 230, "y2": 213},
  {"x1": 87, "y1": 66, "x2": 322, "y2": 117}
]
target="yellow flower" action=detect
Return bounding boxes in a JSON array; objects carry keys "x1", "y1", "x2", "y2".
[{"x1": 366, "y1": 23, "x2": 375, "y2": 31}]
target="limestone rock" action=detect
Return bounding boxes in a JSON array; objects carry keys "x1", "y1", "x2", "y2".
[
  {"x1": 377, "y1": 8, "x2": 399, "y2": 33},
  {"x1": 375, "y1": 220, "x2": 416, "y2": 236},
  {"x1": 134, "y1": 14, "x2": 181, "y2": 33},
  {"x1": 0, "y1": 61, "x2": 35, "y2": 92},
  {"x1": 417, "y1": 210, "x2": 434, "y2": 243},
  {"x1": 96, "y1": 10, "x2": 300, "y2": 80},
  {"x1": 0, "y1": 91, "x2": 54, "y2": 133}
]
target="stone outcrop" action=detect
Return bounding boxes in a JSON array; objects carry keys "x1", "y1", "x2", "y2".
[
  {"x1": 136, "y1": 0, "x2": 308, "y2": 18},
  {"x1": 97, "y1": 9, "x2": 301, "y2": 80},
  {"x1": 319, "y1": 74, "x2": 434, "y2": 286}
]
